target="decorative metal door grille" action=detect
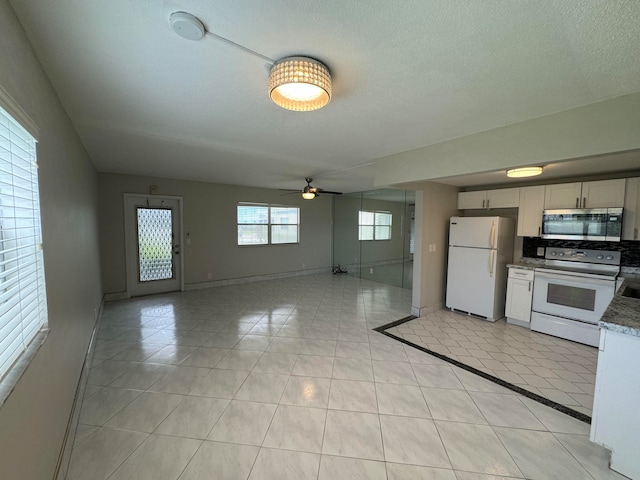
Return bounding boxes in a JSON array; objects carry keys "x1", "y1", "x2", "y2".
[{"x1": 136, "y1": 207, "x2": 174, "y2": 282}]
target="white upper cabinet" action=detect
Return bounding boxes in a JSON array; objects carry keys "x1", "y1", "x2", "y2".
[
  {"x1": 544, "y1": 179, "x2": 625, "y2": 209},
  {"x1": 543, "y1": 182, "x2": 583, "y2": 209},
  {"x1": 458, "y1": 188, "x2": 519, "y2": 210},
  {"x1": 458, "y1": 191, "x2": 488, "y2": 209},
  {"x1": 623, "y1": 177, "x2": 640, "y2": 241},
  {"x1": 581, "y1": 179, "x2": 626, "y2": 208},
  {"x1": 487, "y1": 188, "x2": 520, "y2": 209},
  {"x1": 517, "y1": 185, "x2": 545, "y2": 237}
]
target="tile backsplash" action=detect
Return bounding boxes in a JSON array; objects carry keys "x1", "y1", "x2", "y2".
[{"x1": 522, "y1": 238, "x2": 640, "y2": 267}]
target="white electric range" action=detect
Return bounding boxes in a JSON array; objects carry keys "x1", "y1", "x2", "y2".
[{"x1": 531, "y1": 248, "x2": 621, "y2": 347}]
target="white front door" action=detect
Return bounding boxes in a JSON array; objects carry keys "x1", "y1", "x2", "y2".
[{"x1": 124, "y1": 194, "x2": 183, "y2": 297}]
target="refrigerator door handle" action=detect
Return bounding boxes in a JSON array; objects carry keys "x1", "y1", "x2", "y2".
[
  {"x1": 490, "y1": 222, "x2": 496, "y2": 249},
  {"x1": 490, "y1": 249, "x2": 495, "y2": 277}
]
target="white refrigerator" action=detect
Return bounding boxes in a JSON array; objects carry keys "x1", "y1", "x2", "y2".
[{"x1": 445, "y1": 216, "x2": 515, "y2": 321}]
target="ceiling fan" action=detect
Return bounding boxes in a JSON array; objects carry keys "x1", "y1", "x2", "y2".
[{"x1": 282, "y1": 177, "x2": 343, "y2": 200}]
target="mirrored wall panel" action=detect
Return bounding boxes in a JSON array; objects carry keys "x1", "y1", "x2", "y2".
[{"x1": 333, "y1": 189, "x2": 414, "y2": 289}]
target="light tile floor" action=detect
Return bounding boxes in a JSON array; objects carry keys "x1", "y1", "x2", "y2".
[
  {"x1": 388, "y1": 310, "x2": 598, "y2": 416},
  {"x1": 66, "y1": 274, "x2": 623, "y2": 480}
]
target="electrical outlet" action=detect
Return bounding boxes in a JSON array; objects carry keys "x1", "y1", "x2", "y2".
[
  {"x1": 302, "y1": 262, "x2": 306, "y2": 268},
  {"x1": 207, "y1": 273, "x2": 212, "y2": 280},
  {"x1": 537, "y1": 247, "x2": 545, "y2": 257},
  {"x1": 369, "y1": 268, "x2": 374, "y2": 274}
]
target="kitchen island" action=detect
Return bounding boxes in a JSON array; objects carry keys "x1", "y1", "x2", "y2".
[{"x1": 590, "y1": 276, "x2": 640, "y2": 479}]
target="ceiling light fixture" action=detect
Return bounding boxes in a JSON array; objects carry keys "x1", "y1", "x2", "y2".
[
  {"x1": 302, "y1": 191, "x2": 316, "y2": 200},
  {"x1": 169, "y1": 12, "x2": 332, "y2": 112},
  {"x1": 269, "y1": 57, "x2": 332, "y2": 111},
  {"x1": 506, "y1": 166, "x2": 543, "y2": 178}
]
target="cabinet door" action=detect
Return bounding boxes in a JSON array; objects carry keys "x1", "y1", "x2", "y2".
[
  {"x1": 505, "y1": 277, "x2": 533, "y2": 323},
  {"x1": 544, "y1": 182, "x2": 582, "y2": 209},
  {"x1": 487, "y1": 188, "x2": 520, "y2": 208},
  {"x1": 623, "y1": 177, "x2": 639, "y2": 241},
  {"x1": 458, "y1": 191, "x2": 487, "y2": 209},
  {"x1": 582, "y1": 179, "x2": 626, "y2": 208},
  {"x1": 517, "y1": 185, "x2": 545, "y2": 236}
]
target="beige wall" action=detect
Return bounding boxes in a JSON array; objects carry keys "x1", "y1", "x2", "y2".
[
  {"x1": 375, "y1": 93, "x2": 640, "y2": 186},
  {"x1": 99, "y1": 173, "x2": 333, "y2": 294},
  {"x1": 412, "y1": 182, "x2": 460, "y2": 315},
  {"x1": 0, "y1": 2, "x2": 102, "y2": 479}
]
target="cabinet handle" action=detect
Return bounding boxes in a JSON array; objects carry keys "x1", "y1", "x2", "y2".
[
  {"x1": 487, "y1": 199, "x2": 490, "y2": 209},
  {"x1": 575, "y1": 197, "x2": 579, "y2": 208},
  {"x1": 528, "y1": 281, "x2": 531, "y2": 292},
  {"x1": 482, "y1": 199, "x2": 485, "y2": 208},
  {"x1": 538, "y1": 226, "x2": 541, "y2": 236},
  {"x1": 583, "y1": 197, "x2": 586, "y2": 208}
]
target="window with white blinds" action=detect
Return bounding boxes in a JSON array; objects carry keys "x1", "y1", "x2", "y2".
[{"x1": 0, "y1": 106, "x2": 48, "y2": 380}]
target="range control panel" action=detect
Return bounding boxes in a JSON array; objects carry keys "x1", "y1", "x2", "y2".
[{"x1": 544, "y1": 248, "x2": 621, "y2": 266}]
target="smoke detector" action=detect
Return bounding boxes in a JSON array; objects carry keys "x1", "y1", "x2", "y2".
[{"x1": 170, "y1": 12, "x2": 205, "y2": 41}]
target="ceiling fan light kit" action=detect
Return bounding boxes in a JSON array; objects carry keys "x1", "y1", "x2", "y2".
[
  {"x1": 506, "y1": 166, "x2": 543, "y2": 178},
  {"x1": 302, "y1": 191, "x2": 316, "y2": 200},
  {"x1": 170, "y1": 12, "x2": 331, "y2": 112}
]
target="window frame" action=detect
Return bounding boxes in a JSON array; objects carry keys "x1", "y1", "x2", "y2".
[
  {"x1": 237, "y1": 203, "x2": 300, "y2": 246},
  {"x1": 0, "y1": 101, "x2": 48, "y2": 406},
  {"x1": 358, "y1": 210, "x2": 392, "y2": 241}
]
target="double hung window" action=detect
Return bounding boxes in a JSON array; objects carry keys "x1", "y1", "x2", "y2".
[
  {"x1": 237, "y1": 203, "x2": 299, "y2": 245},
  {"x1": 0, "y1": 106, "x2": 47, "y2": 381},
  {"x1": 358, "y1": 210, "x2": 392, "y2": 241}
]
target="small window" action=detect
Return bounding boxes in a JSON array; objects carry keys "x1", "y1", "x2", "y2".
[
  {"x1": 237, "y1": 203, "x2": 299, "y2": 245},
  {"x1": 359, "y1": 210, "x2": 392, "y2": 241},
  {"x1": 0, "y1": 105, "x2": 48, "y2": 382}
]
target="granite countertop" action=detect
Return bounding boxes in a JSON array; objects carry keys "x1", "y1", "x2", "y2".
[
  {"x1": 600, "y1": 277, "x2": 640, "y2": 337},
  {"x1": 507, "y1": 263, "x2": 535, "y2": 270},
  {"x1": 507, "y1": 258, "x2": 544, "y2": 270}
]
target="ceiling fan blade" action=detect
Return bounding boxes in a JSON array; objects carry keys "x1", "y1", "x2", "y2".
[
  {"x1": 280, "y1": 191, "x2": 302, "y2": 196},
  {"x1": 316, "y1": 189, "x2": 342, "y2": 195}
]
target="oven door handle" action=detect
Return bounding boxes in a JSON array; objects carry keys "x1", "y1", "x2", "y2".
[{"x1": 534, "y1": 270, "x2": 615, "y2": 286}]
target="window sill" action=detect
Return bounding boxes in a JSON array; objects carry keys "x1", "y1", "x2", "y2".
[{"x1": 0, "y1": 327, "x2": 49, "y2": 408}]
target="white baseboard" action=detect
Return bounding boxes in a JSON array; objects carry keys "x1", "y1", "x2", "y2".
[
  {"x1": 54, "y1": 297, "x2": 105, "y2": 480},
  {"x1": 411, "y1": 302, "x2": 445, "y2": 318},
  {"x1": 104, "y1": 291, "x2": 129, "y2": 302},
  {"x1": 184, "y1": 267, "x2": 333, "y2": 291}
]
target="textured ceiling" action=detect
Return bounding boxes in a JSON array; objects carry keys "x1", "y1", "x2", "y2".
[{"x1": 9, "y1": 0, "x2": 640, "y2": 192}]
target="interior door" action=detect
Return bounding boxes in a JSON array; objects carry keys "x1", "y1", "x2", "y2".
[{"x1": 124, "y1": 194, "x2": 182, "y2": 297}]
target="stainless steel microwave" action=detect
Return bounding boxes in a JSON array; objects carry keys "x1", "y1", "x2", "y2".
[{"x1": 541, "y1": 208, "x2": 623, "y2": 241}]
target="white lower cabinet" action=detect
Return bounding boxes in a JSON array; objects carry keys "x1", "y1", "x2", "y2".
[
  {"x1": 505, "y1": 267, "x2": 534, "y2": 327},
  {"x1": 591, "y1": 328, "x2": 640, "y2": 480}
]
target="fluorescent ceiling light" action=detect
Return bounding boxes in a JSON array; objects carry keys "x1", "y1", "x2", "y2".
[{"x1": 506, "y1": 166, "x2": 543, "y2": 178}]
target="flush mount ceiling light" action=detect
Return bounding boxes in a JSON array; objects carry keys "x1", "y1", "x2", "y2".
[
  {"x1": 169, "y1": 12, "x2": 332, "y2": 112},
  {"x1": 268, "y1": 57, "x2": 332, "y2": 111},
  {"x1": 506, "y1": 166, "x2": 543, "y2": 178}
]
